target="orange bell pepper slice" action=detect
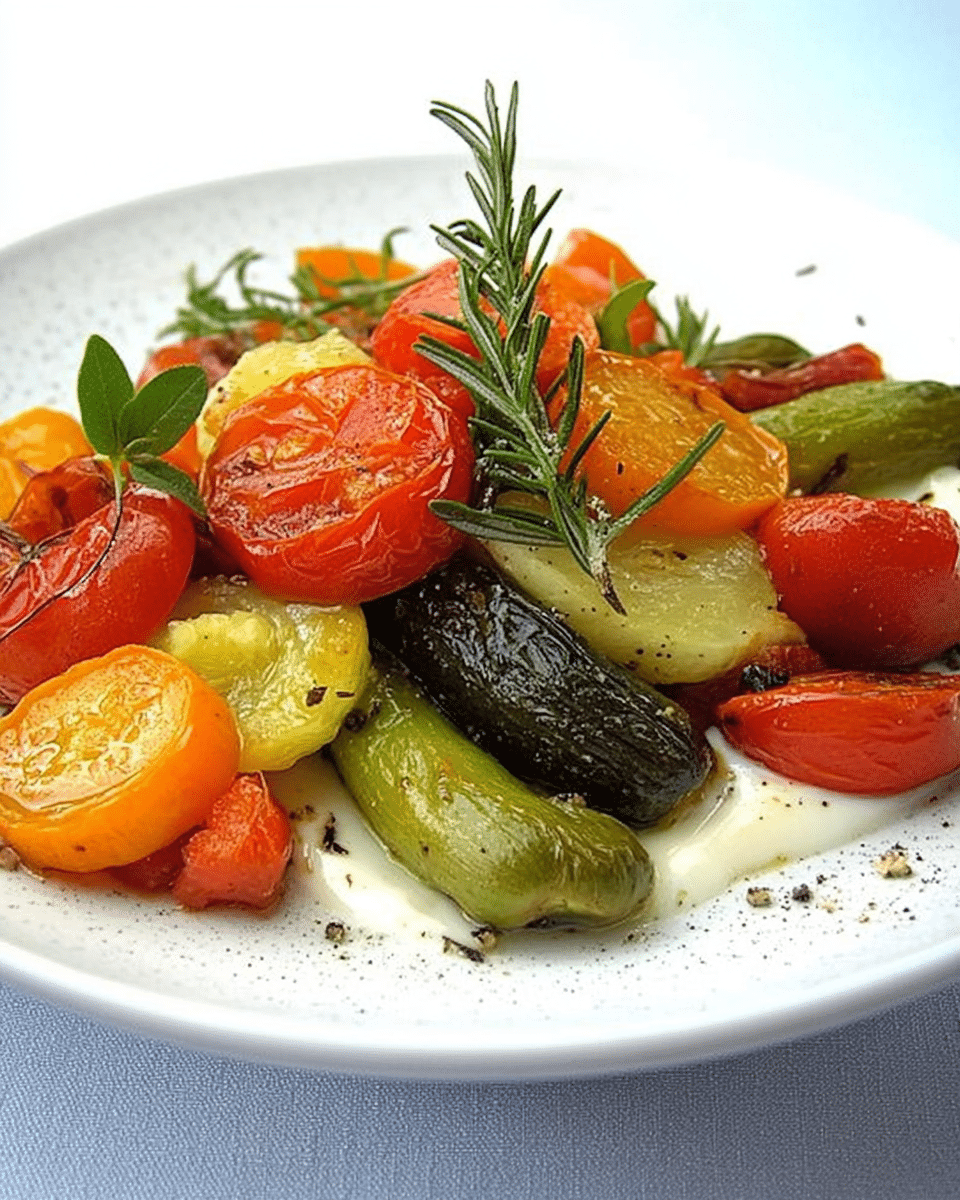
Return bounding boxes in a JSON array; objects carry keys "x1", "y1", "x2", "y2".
[{"x1": 0, "y1": 645, "x2": 240, "y2": 872}]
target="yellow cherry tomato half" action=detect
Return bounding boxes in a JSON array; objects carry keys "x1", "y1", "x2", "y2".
[{"x1": 0, "y1": 645, "x2": 241, "y2": 872}]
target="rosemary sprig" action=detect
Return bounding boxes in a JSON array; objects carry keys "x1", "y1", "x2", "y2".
[
  {"x1": 159, "y1": 229, "x2": 423, "y2": 342},
  {"x1": 420, "y1": 82, "x2": 723, "y2": 612}
]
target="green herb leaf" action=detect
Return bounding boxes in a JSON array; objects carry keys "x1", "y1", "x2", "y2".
[
  {"x1": 72, "y1": 334, "x2": 209, "y2": 516},
  {"x1": 701, "y1": 333, "x2": 810, "y2": 374},
  {"x1": 128, "y1": 457, "x2": 206, "y2": 516},
  {"x1": 77, "y1": 334, "x2": 134, "y2": 455},
  {"x1": 596, "y1": 278, "x2": 656, "y2": 353},
  {"x1": 117, "y1": 364, "x2": 207, "y2": 453}
]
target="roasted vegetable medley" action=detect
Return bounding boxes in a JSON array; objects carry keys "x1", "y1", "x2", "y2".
[{"x1": 0, "y1": 84, "x2": 958, "y2": 935}]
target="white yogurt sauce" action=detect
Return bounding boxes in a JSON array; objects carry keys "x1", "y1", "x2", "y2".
[{"x1": 270, "y1": 467, "x2": 960, "y2": 946}]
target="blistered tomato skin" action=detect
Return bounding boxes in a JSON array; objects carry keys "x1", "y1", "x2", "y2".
[
  {"x1": 6, "y1": 456, "x2": 113, "y2": 543},
  {"x1": 717, "y1": 671, "x2": 960, "y2": 794},
  {"x1": 756, "y1": 495, "x2": 960, "y2": 669},
  {"x1": 0, "y1": 486, "x2": 196, "y2": 706},
  {"x1": 201, "y1": 364, "x2": 475, "y2": 607}
]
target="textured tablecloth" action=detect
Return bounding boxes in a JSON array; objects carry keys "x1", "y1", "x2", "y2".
[
  {"x1": 1, "y1": 1, "x2": 959, "y2": 1196},
  {"x1": 2, "y1": 979, "x2": 960, "y2": 1199}
]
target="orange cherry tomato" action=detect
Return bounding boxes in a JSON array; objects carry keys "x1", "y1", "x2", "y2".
[
  {"x1": 0, "y1": 484, "x2": 196, "y2": 706},
  {"x1": 717, "y1": 671, "x2": 960, "y2": 794},
  {"x1": 543, "y1": 228, "x2": 657, "y2": 347},
  {"x1": 756, "y1": 495, "x2": 960, "y2": 669},
  {"x1": 555, "y1": 349, "x2": 788, "y2": 536},
  {"x1": 719, "y1": 343, "x2": 885, "y2": 412},
  {"x1": 370, "y1": 257, "x2": 598, "y2": 415},
  {"x1": 0, "y1": 407, "x2": 91, "y2": 519},
  {"x1": 202, "y1": 363, "x2": 474, "y2": 606},
  {"x1": 172, "y1": 772, "x2": 293, "y2": 910},
  {"x1": 0, "y1": 645, "x2": 240, "y2": 872}
]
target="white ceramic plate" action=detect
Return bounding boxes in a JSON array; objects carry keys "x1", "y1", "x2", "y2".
[{"x1": 0, "y1": 156, "x2": 959, "y2": 1081}]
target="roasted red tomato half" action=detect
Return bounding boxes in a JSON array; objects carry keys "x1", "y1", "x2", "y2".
[
  {"x1": 201, "y1": 363, "x2": 475, "y2": 606},
  {"x1": 717, "y1": 671, "x2": 960, "y2": 795},
  {"x1": 756, "y1": 494, "x2": 960, "y2": 670},
  {"x1": 6, "y1": 456, "x2": 113, "y2": 543},
  {"x1": 719, "y1": 343, "x2": 884, "y2": 412},
  {"x1": 0, "y1": 484, "x2": 196, "y2": 706},
  {"x1": 172, "y1": 772, "x2": 293, "y2": 911},
  {"x1": 111, "y1": 772, "x2": 293, "y2": 909}
]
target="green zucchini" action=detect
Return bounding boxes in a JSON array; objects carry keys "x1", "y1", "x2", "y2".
[
  {"x1": 329, "y1": 668, "x2": 655, "y2": 929},
  {"x1": 365, "y1": 558, "x2": 711, "y2": 829},
  {"x1": 751, "y1": 378, "x2": 960, "y2": 494}
]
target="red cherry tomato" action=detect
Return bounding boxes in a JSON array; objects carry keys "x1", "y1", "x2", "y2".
[
  {"x1": 756, "y1": 495, "x2": 960, "y2": 669},
  {"x1": 370, "y1": 259, "x2": 477, "y2": 415},
  {"x1": 0, "y1": 486, "x2": 196, "y2": 706},
  {"x1": 370, "y1": 257, "x2": 598, "y2": 415},
  {"x1": 110, "y1": 830, "x2": 197, "y2": 893},
  {"x1": 137, "y1": 335, "x2": 246, "y2": 389},
  {"x1": 719, "y1": 343, "x2": 884, "y2": 412},
  {"x1": 6, "y1": 456, "x2": 113, "y2": 543},
  {"x1": 717, "y1": 671, "x2": 960, "y2": 794},
  {"x1": 172, "y1": 772, "x2": 293, "y2": 910},
  {"x1": 201, "y1": 363, "x2": 474, "y2": 606},
  {"x1": 663, "y1": 643, "x2": 829, "y2": 736}
]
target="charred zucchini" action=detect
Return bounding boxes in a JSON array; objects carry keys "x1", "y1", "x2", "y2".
[
  {"x1": 330, "y1": 668, "x2": 654, "y2": 929},
  {"x1": 365, "y1": 558, "x2": 711, "y2": 828}
]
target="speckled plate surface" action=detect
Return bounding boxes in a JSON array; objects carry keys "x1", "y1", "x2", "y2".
[{"x1": 0, "y1": 156, "x2": 959, "y2": 1081}]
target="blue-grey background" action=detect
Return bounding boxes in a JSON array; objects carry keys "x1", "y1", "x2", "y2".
[{"x1": 1, "y1": 1, "x2": 959, "y2": 1196}]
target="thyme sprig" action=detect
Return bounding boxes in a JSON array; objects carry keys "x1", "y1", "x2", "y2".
[
  {"x1": 160, "y1": 229, "x2": 424, "y2": 342},
  {"x1": 420, "y1": 82, "x2": 723, "y2": 612}
]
